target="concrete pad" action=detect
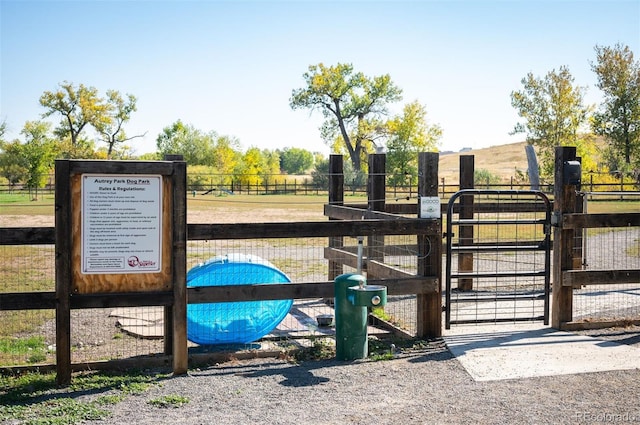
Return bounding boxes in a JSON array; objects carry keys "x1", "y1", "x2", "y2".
[{"x1": 444, "y1": 323, "x2": 640, "y2": 381}]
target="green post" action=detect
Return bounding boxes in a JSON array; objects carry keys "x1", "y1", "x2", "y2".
[{"x1": 334, "y1": 273, "x2": 368, "y2": 360}]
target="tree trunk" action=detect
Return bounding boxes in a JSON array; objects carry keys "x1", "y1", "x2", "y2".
[{"x1": 525, "y1": 144, "x2": 541, "y2": 190}]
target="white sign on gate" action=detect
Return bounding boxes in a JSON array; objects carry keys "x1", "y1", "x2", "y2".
[{"x1": 81, "y1": 174, "x2": 162, "y2": 274}]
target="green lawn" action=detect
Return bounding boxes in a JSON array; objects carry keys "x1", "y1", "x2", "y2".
[
  {"x1": 0, "y1": 193, "x2": 55, "y2": 215},
  {"x1": 1, "y1": 191, "x2": 638, "y2": 217}
]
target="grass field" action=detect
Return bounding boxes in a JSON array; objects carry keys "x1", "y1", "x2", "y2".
[{"x1": 1, "y1": 190, "x2": 638, "y2": 224}]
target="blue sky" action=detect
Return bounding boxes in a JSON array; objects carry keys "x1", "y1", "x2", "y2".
[{"x1": 1, "y1": 0, "x2": 639, "y2": 156}]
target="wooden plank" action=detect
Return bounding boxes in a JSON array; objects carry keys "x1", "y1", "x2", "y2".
[
  {"x1": 70, "y1": 292, "x2": 173, "y2": 308},
  {"x1": 324, "y1": 204, "x2": 409, "y2": 221},
  {"x1": 563, "y1": 213, "x2": 640, "y2": 229},
  {"x1": 324, "y1": 247, "x2": 360, "y2": 269},
  {"x1": 187, "y1": 276, "x2": 436, "y2": 304},
  {"x1": 0, "y1": 227, "x2": 55, "y2": 245},
  {"x1": 188, "y1": 282, "x2": 335, "y2": 303},
  {"x1": 561, "y1": 319, "x2": 640, "y2": 331},
  {"x1": 336, "y1": 244, "x2": 422, "y2": 256},
  {"x1": 0, "y1": 292, "x2": 56, "y2": 310},
  {"x1": 366, "y1": 259, "x2": 412, "y2": 279},
  {"x1": 385, "y1": 203, "x2": 417, "y2": 215},
  {"x1": 188, "y1": 219, "x2": 439, "y2": 240},
  {"x1": 1, "y1": 220, "x2": 439, "y2": 247},
  {"x1": 68, "y1": 159, "x2": 176, "y2": 175},
  {"x1": 384, "y1": 277, "x2": 438, "y2": 294},
  {"x1": 368, "y1": 314, "x2": 414, "y2": 339},
  {"x1": 562, "y1": 269, "x2": 640, "y2": 287}
]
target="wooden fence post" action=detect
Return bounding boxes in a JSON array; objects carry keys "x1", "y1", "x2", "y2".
[
  {"x1": 552, "y1": 146, "x2": 578, "y2": 328},
  {"x1": 417, "y1": 152, "x2": 442, "y2": 338},
  {"x1": 458, "y1": 155, "x2": 474, "y2": 291},
  {"x1": 171, "y1": 159, "x2": 188, "y2": 375},
  {"x1": 54, "y1": 159, "x2": 72, "y2": 386},
  {"x1": 328, "y1": 155, "x2": 344, "y2": 281},
  {"x1": 368, "y1": 154, "x2": 386, "y2": 262}
]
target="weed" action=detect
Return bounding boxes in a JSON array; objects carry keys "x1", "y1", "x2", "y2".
[
  {"x1": 148, "y1": 394, "x2": 190, "y2": 408},
  {"x1": 0, "y1": 397, "x2": 111, "y2": 424},
  {"x1": 294, "y1": 338, "x2": 335, "y2": 361},
  {"x1": 369, "y1": 352, "x2": 394, "y2": 361},
  {"x1": 371, "y1": 307, "x2": 392, "y2": 322},
  {"x1": 0, "y1": 336, "x2": 51, "y2": 365},
  {"x1": 94, "y1": 394, "x2": 126, "y2": 405},
  {"x1": 0, "y1": 370, "x2": 169, "y2": 424}
]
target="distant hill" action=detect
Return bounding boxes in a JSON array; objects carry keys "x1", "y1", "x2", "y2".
[{"x1": 438, "y1": 141, "x2": 530, "y2": 184}]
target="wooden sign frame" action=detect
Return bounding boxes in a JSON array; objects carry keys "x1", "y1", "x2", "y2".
[
  {"x1": 70, "y1": 172, "x2": 173, "y2": 293},
  {"x1": 55, "y1": 158, "x2": 187, "y2": 385}
]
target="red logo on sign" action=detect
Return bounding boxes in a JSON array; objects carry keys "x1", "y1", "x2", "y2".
[{"x1": 127, "y1": 256, "x2": 156, "y2": 268}]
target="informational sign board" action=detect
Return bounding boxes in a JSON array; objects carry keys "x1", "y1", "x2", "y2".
[
  {"x1": 56, "y1": 158, "x2": 187, "y2": 384},
  {"x1": 81, "y1": 174, "x2": 162, "y2": 274},
  {"x1": 67, "y1": 167, "x2": 175, "y2": 294}
]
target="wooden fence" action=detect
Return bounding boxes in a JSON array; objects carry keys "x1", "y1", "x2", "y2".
[{"x1": 1, "y1": 149, "x2": 639, "y2": 384}]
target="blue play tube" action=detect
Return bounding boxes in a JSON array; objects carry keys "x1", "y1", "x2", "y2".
[{"x1": 186, "y1": 254, "x2": 293, "y2": 345}]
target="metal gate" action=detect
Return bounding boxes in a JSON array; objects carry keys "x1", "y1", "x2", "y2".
[{"x1": 445, "y1": 190, "x2": 552, "y2": 328}]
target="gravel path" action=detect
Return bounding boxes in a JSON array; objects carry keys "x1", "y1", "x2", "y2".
[{"x1": 81, "y1": 329, "x2": 640, "y2": 425}]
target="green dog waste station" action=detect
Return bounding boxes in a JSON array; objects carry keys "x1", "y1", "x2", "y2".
[{"x1": 334, "y1": 273, "x2": 387, "y2": 360}]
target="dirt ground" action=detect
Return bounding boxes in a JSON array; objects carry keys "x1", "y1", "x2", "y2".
[{"x1": 66, "y1": 334, "x2": 640, "y2": 425}]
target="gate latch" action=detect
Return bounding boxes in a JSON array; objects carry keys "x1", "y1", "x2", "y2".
[{"x1": 550, "y1": 211, "x2": 562, "y2": 227}]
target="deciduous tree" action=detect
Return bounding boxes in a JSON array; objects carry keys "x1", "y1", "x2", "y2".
[
  {"x1": 386, "y1": 101, "x2": 442, "y2": 186},
  {"x1": 311, "y1": 157, "x2": 329, "y2": 189},
  {"x1": 0, "y1": 139, "x2": 28, "y2": 190},
  {"x1": 510, "y1": 66, "x2": 594, "y2": 177},
  {"x1": 290, "y1": 63, "x2": 402, "y2": 172},
  {"x1": 236, "y1": 147, "x2": 265, "y2": 186},
  {"x1": 212, "y1": 135, "x2": 241, "y2": 184},
  {"x1": 94, "y1": 90, "x2": 145, "y2": 158},
  {"x1": 20, "y1": 121, "x2": 58, "y2": 197},
  {"x1": 156, "y1": 120, "x2": 217, "y2": 165},
  {"x1": 39, "y1": 81, "x2": 109, "y2": 150},
  {"x1": 280, "y1": 147, "x2": 314, "y2": 174},
  {"x1": 590, "y1": 43, "x2": 640, "y2": 175}
]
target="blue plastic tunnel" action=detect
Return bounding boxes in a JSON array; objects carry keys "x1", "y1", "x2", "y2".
[{"x1": 186, "y1": 253, "x2": 292, "y2": 345}]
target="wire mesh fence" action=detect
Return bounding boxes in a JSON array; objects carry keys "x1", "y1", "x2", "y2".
[
  {"x1": 0, "y1": 244, "x2": 56, "y2": 366},
  {"x1": 573, "y1": 192, "x2": 640, "y2": 323},
  {"x1": 0, "y1": 231, "x2": 423, "y2": 367}
]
